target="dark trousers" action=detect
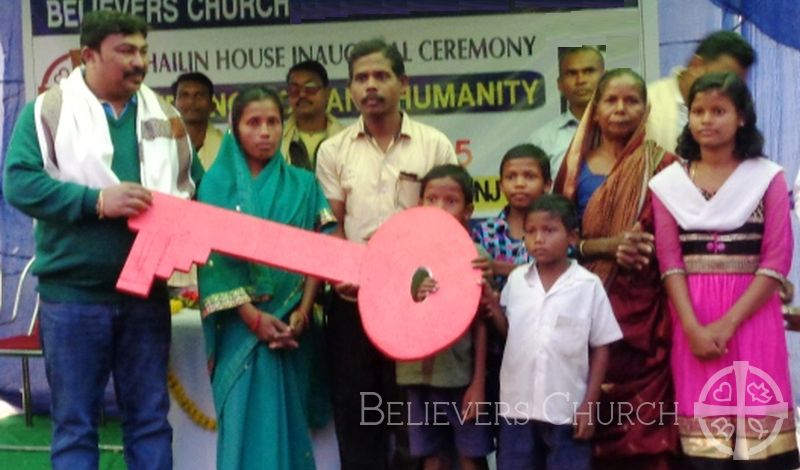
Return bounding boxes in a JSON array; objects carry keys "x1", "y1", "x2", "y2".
[
  {"x1": 326, "y1": 294, "x2": 417, "y2": 470},
  {"x1": 40, "y1": 298, "x2": 172, "y2": 470},
  {"x1": 497, "y1": 418, "x2": 591, "y2": 470}
]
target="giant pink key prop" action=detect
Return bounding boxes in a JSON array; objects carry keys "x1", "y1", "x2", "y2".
[{"x1": 117, "y1": 192, "x2": 482, "y2": 360}]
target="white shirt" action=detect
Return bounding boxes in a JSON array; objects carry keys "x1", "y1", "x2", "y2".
[
  {"x1": 499, "y1": 260, "x2": 622, "y2": 424},
  {"x1": 646, "y1": 67, "x2": 687, "y2": 153},
  {"x1": 316, "y1": 112, "x2": 457, "y2": 243},
  {"x1": 529, "y1": 111, "x2": 579, "y2": 178}
]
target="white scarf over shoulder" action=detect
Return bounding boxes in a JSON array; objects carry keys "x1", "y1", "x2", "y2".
[
  {"x1": 34, "y1": 67, "x2": 195, "y2": 197},
  {"x1": 648, "y1": 158, "x2": 782, "y2": 231}
]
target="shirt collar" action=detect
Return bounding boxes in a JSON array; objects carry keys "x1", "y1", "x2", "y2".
[
  {"x1": 556, "y1": 110, "x2": 580, "y2": 130},
  {"x1": 100, "y1": 94, "x2": 137, "y2": 120},
  {"x1": 523, "y1": 259, "x2": 578, "y2": 291},
  {"x1": 498, "y1": 206, "x2": 511, "y2": 223},
  {"x1": 354, "y1": 111, "x2": 410, "y2": 140}
]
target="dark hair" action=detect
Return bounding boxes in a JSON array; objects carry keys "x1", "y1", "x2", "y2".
[
  {"x1": 558, "y1": 46, "x2": 605, "y2": 77},
  {"x1": 171, "y1": 72, "x2": 214, "y2": 97},
  {"x1": 230, "y1": 87, "x2": 284, "y2": 143},
  {"x1": 80, "y1": 10, "x2": 149, "y2": 50},
  {"x1": 527, "y1": 194, "x2": 579, "y2": 232},
  {"x1": 499, "y1": 144, "x2": 551, "y2": 182},
  {"x1": 695, "y1": 31, "x2": 756, "y2": 69},
  {"x1": 593, "y1": 68, "x2": 647, "y2": 107},
  {"x1": 347, "y1": 38, "x2": 405, "y2": 80},
  {"x1": 675, "y1": 72, "x2": 763, "y2": 161},
  {"x1": 287, "y1": 60, "x2": 330, "y2": 87},
  {"x1": 420, "y1": 164, "x2": 474, "y2": 204}
]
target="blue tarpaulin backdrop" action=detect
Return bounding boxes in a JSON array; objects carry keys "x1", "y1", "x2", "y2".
[
  {"x1": 711, "y1": 0, "x2": 800, "y2": 52},
  {"x1": 1, "y1": 0, "x2": 40, "y2": 410},
  {"x1": 1, "y1": 1, "x2": 34, "y2": 331}
]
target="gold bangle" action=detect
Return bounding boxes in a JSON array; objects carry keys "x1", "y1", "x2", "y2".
[
  {"x1": 578, "y1": 240, "x2": 587, "y2": 258},
  {"x1": 96, "y1": 189, "x2": 105, "y2": 219}
]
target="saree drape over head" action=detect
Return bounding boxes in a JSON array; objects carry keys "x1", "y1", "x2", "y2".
[{"x1": 198, "y1": 133, "x2": 336, "y2": 470}]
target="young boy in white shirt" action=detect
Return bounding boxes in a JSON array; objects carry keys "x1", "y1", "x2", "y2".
[{"x1": 485, "y1": 194, "x2": 622, "y2": 470}]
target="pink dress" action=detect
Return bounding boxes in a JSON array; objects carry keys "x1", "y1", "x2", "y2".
[{"x1": 652, "y1": 173, "x2": 798, "y2": 467}]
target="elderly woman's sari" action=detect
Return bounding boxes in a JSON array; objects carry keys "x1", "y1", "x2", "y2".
[
  {"x1": 198, "y1": 133, "x2": 336, "y2": 470},
  {"x1": 554, "y1": 101, "x2": 680, "y2": 469}
]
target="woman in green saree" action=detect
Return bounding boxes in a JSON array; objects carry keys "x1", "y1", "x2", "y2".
[{"x1": 197, "y1": 86, "x2": 336, "y2": 470}]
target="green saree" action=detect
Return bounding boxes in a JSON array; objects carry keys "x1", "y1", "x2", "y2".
[{"x1": 198, "y1": 132, "x2": 336, "y2": 470}]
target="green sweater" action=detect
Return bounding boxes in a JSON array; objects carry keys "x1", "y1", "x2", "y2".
[{"x1": 3, "y1": 101, "x2": 204, "y2": 302}]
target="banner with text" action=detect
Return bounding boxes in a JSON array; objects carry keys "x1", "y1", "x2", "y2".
[{"x1": 26, "y1": 3, "x2": 647, "y2": 215}]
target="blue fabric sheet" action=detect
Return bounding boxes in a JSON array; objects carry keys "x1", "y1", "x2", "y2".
[{"x1": 711, "y1": 0, "x2": 800, "y2": 51}]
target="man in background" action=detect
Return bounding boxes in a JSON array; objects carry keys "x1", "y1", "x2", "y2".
[
  {"x1": 530, "y1": 46, "x2": 605, "y2": 177},
  {"x1": 647, "y1": 30, "x2": 755, "y2": 152},
  {"x1": 173, "y1": 71, "x2": 223, "y2": 169},
  {"x1": 283, "y1": 60, "x2": 343, "y2": 170}
]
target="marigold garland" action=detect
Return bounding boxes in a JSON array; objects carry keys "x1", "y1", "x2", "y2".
[{"x1": 167, "y1": 368, "x2": 217, "y2": 431}]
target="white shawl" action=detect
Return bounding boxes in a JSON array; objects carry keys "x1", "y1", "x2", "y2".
[
  {"x1": 34, "y1": 67, "x2": 195, "y2": 197},
  {"x1": 648, "y1": 158, "x2": 782, "y2": 231}
]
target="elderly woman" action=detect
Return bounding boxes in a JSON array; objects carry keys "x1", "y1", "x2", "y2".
[
  {"x1": 554, "y1": 68, "x2": 680, "y2": 470},
  {"x1": 198, "y1": 86, "x2": 336, "y2": 470}
]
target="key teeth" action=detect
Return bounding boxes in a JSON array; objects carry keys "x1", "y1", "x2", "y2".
[
  {"x1": 155, "y1": 264, "x2": 177, "y2": 279},
  {"x1": 116, "y1": 276, "x2": 152, "y2": 298}
]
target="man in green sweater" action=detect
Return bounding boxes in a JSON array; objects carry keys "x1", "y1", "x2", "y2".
[{"x1": 3, "y1": 10, "x2": 202, "y2": 470}]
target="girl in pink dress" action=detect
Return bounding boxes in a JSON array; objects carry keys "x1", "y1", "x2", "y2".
[{"x1": 649, "y1": 72, "x2": 798, "y2": 469}]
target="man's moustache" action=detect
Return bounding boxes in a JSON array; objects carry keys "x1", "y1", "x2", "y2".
[{"x1": 124, "y1": 69, "x2": 146, "y2": 79}]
